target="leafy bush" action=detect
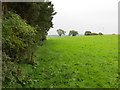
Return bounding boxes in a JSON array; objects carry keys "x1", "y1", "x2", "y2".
[
  {"x1": 84, "y1": 31, "x2": 91, "y2": 36},
  {"x1": 69, "y1": 30, "x2": 78, "y2": 36},
  {"x1": 2, "y1": 11, "x2": 38, "y2": 87},
  {"x1": 57, "y1": 29, "x2": 66, "y2": 36},
  {"x1": 3, "y1": 11, "x2": 37, "y2": 62},
  {"x1": 4, "y1": 2, "x2": 56, "y2": 41},
  {"x1": 98, "y1": 32, "x2": 103, "y2": 35},
  {"x1": 91, "y1": 33, "x2": 98, "y2": 35},
  {"x1": 2, "y1": 2, "x2": 56, "y2": 88},
  {"x1": 112, "y1": 34, "x2": 116, "y2": 35}
]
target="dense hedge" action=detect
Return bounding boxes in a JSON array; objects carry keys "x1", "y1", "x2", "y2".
[
  {"x1": 2, "y1": 1, "x2": 56, "y2": 87},
  {"x1": 2, "y1": 11, "x2": 38, "y2": 87},
  {"x1": 3, "y1": 2, "x2": 56, "y2": 41},
  {"x1": 3, "y1": 11, "x2": 37, "y2": 61}
]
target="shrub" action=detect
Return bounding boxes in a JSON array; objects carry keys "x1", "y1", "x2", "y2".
[
  {"x1": 3, "y1": 11, "x2": 37, "y2": 62},
  {"x1": 57, "y1": 29, "x2": 66, "y2": 36},
  {"x1": 84, "y1": 31, "x2": 91, "y2": 36},
  {"x1": 91, "y1": 33, "x2": 98, "y2": 35},
  {"x1": 2, "y1": 11, "x2": 37, "y2": 87},
  {"x1": 98, "y1": 32, "x2": 103, "y2": 35},
  {"x1": 69, "y1": 30, "x2": 78, "y2": 36},
  {"x1": 112, "y1": 34, "x2": 116, "y2": 35}
]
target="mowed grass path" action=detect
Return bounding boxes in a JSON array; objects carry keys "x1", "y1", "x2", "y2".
[{"x1": 30, "y1": 35, "x2": 118, "y2": 88}]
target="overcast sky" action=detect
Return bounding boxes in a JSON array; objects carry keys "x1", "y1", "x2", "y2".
[{"x1": 48, "y1": 0, "x2": 119, "y2": 35}]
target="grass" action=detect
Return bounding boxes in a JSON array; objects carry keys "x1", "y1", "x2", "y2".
[{"x1": 24, "y1": 35, "x2": 118, "y2": 88}]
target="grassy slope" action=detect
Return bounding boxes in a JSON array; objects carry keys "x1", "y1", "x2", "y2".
[{"x1": 26, "y1": 35, "x2": 118, "y2": 88}]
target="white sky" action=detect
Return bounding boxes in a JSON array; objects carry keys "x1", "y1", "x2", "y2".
[{"x1": 48, "y1": 0, "x2": 119, "y2": 35}]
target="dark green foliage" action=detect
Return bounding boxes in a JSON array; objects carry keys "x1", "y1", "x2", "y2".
[
  {"x1": 112, "y1": 34, "x2": 116, "y2": 35},
  {"x1": 2, "y1": 11, "x2": 36, "y2": 62},
  {"x1": 84, "y1": 31, "x2": 91, "y2": 36},
  {"x1": 57, "y1": 29, "x2": 66, "y2": 36},
  {"x1": 3, "y1": 2, "x2": 56, "y2": 40},
  {"x1": 85, "y1": 31, "x2": 103, "y2": 36},
  {"x1": 2, "y1": 52, "x2": 18, "y2": 87},
  {"x1": 98, "y1": 32, "x2": 103, "y2": 35},
  {"x1": 91, "y1": 33, "x2": 98, "y2": 35},
  {"x1": 69, "y1": 30, "x2": 78, "y2": 36},
  {"x1": 2, "y1": 11, "x2": 37, "y2": 87},
  {"x1": 2, "y1": 2, "x2": 56, "y2": 88}
]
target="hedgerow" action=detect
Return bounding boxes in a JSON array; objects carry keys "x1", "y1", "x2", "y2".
[
  {"x1": 2, "y1": 11, "x2": 38, "y2": 87},
  {"x1": 2, "y1": 2, "x2": 56, "y2": 88}
]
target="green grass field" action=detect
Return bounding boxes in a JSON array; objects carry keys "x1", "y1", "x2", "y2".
[{"x1": 24, "y1": 35, "x2": 118, "y2": 88}]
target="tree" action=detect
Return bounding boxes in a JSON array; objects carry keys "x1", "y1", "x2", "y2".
[
  {"x1": 84, "y1": 31, "x2": 91, "y2": 36},
  {"x1": 98, "y1": 32, "x2": 103, "y2": 35},
  {"x1": 91, "y1": 33, "x2": 98, "y2": 35},
  {"x1": 112, "y1": 34, "x2": 116, "y2": 35},
  {"x1": 57, "y1": 29, "x2": 66, "y2": 36},
  {"x1": 3, "y1": 2, "x2": 56, "y2": 41},
  {"x1": 69, "y1": 30, "x2": 78, "y2": 36}
]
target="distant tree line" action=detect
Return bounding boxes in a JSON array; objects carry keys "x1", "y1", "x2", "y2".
[
  {"x1": 84, "y1": 31, "x2": 103, "y2": 36},
  {"x1": 57, "y1": 29, "x2": 103, "y2": 36}
]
